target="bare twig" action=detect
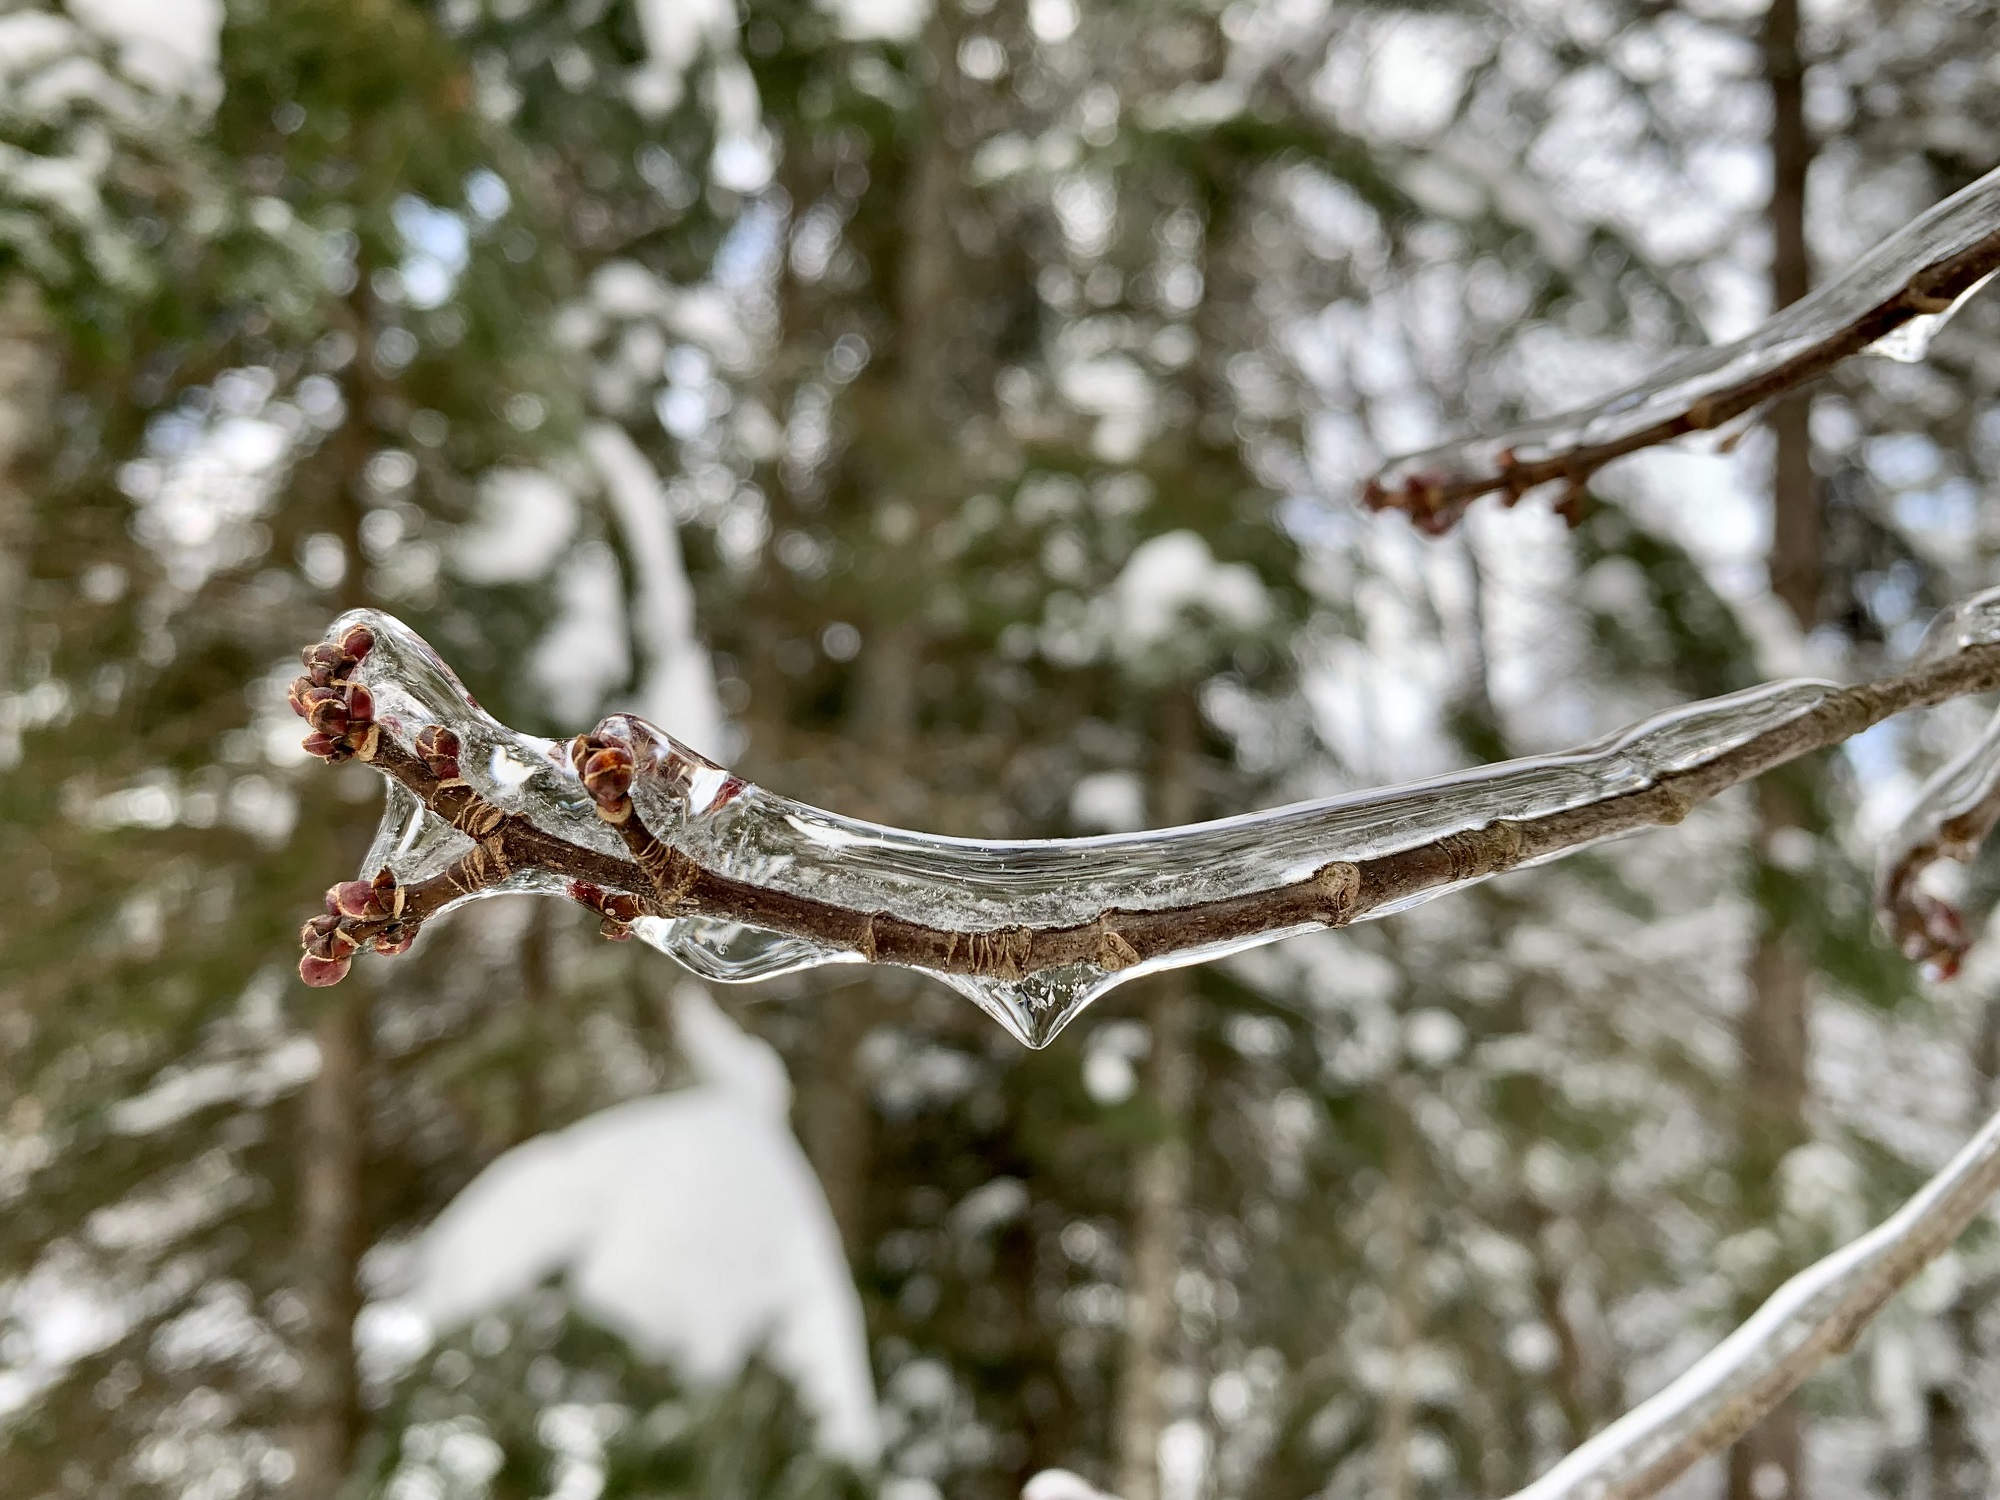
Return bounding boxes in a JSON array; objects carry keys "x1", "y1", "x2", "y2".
[
  {"x1": 291, "y1": 619, "x2": 2000, "y2": 990},
  {"x1": 1361, "y1": 168, "x2": 2000, "y2": 533}
]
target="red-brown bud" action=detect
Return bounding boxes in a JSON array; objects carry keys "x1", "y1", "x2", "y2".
[
  {"x1": 373, "y1": 928, "x2": 415, "y2": 956},
  {"x1": 304, "y1": 689, "x2": 349, "y2": 736},
  {"x1": 287, "y1": 677, "x2": 313, "y2": 719},
  {"x1": 330, "y1": 880, "x2": 378, "y2": 919},
  {"x1": 302, "y1": 731, "x2": 346, "y2": 760},
  {"x1": 303, "y1": 642, "x2": 347, "y2": 686},
  {"x1": 580, "y1": 743, "x2": 634, "y2": 808},
  {"x1": 300, "y1": 953, "x2": 351, "y2": 987},
  {"x1": 344, "y1": 681, "x2": 375, "y2": 726},
  {"x1": 337, "y1": 623, "x2": 375, "y2": 662},
  {"x1": 415, "y1": 724, "x2": 461, "y2": 778}
]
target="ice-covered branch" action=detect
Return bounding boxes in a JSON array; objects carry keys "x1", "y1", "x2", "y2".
[
  {"x1": 292, "y1": 592, "x2": 2000, "y2": 1046},
  {"x1": 1504, "y1": 1088, "x2": 2000, "y2": 1500},
  {"x1": 1362, "y1": 165, "x2": 2000, "y2": 533}
]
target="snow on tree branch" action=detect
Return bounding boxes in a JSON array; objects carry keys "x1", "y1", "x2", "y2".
[
  {"x1": 292, "y1": 592, "x2": 2000, "y2": 1047},
  {"x1": 1362, "y1": 164, "x2": 2000, "y2": 534}
]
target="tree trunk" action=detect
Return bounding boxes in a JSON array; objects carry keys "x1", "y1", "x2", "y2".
[
  {"x1": 1730, "y1": 5, "x2": 1815, "y2": 1496},
  {"x1": 292, "y1": 987, "x2": 369, "y2": 1500},
  {"x1": 1374, "y1": 1081, "x2": 1422, "y2": 1500},
  {"x1": 289, "y1": 369, "x2": 384, "y2": 1499},
  {"x1": 1115, "y1": 692, "x2": 1200, "y2": 1500},
  {"x1": 0, "y1": 279, "x2": 53, "y2": 756}
]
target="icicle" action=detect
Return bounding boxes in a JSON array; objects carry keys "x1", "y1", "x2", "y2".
[
  {"x1": 1866, "y1": 269, "x2": 1997, "y2": 362},
  {"x1": 330, "y1": 610, "x2": 1871, "y2": 1044},
  {"x1": 1368, "y1": 166, "x2": 2000, "y2": 519}
]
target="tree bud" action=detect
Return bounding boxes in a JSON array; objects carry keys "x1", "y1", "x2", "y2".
[
  {"x1": 337, "y1": 623, "x2": 375, "y2": 662},
  {"x1": 416, "y1": 724, "x2": 461, "y2": 777},
  {"x1": 299, "y1": 953, "x2": 351, "y2": 987},
  {"x1": 330, "y1": 880, "x2": 378, "y2": 919},
  {"x1": 344, "y1": 681, "x2": 375, "y2": 726},
  {"x1": 580, "y1": 743, "x2": 634, "y2": 807}
]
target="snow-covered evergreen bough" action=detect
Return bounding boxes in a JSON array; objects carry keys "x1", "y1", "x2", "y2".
[{"x1": 290, "y1": 166, "x2": 2000, "y2": 1500}]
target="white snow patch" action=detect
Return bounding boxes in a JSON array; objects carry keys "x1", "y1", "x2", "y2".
[
  {"x1": 1023, "y1": 1471, "x2": 1122, "y2": 1500},
  {"x1": 396, "y1": 990, "x2": 878, "y2": 1462},
  {"x1": 68, "y1": 0, "x2": 220, "y2": 102},
  {"x1": 532, "y1": 540, "x2": 633, "y2": 725},
  {"x1": 452, "y1": 468, "x2": 578, "y2": 584},
  {"x1": 1109, "y1": 530, "x2": 1270, "y2": 660},
  {"x1": 821, "y1": 0, "x2": 931, "y2": 42},
  {"x1": 585, "y1": 423, "x2": 727, "y2": 758},
  {"x1": 1069, "y1": 770, "x2": 1145, "y2": 833}
]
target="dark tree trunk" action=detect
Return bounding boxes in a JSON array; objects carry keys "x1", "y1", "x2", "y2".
[
  {"x1": 1114, "y1": 692, "x2": 1199, "y2": 1500},
  {"x1": 1731, "y1": 3, "x2": 1815, "y2": 1496}
]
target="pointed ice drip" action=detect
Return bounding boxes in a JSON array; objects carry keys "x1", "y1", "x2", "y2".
[
  {"x1": 1867, "y1": 270, "x2": 1997, "y2": 363},
  {"x1": 326, "y1": 610, "x2": 1856, "y2": 1046},
  {"x1": 1368, "y1": 165, "x2": 2000, "y2": 517}
]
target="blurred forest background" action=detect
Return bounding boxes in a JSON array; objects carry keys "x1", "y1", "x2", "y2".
[{"x1": 6, "y1": 0, "x2": 2000, "y2": 1497}]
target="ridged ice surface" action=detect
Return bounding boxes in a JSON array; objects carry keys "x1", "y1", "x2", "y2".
[
  {"x1": 317, "y1": 608, "x2": 2000, "y2": 1044},
  {"x1": 1375, "y1": 166, "x2": 2000, "y2": 495}
]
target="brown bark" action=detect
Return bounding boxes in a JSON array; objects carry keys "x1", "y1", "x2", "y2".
[
  {"x1": 1114, "y1": 692, "x2": 1200, "y2": 1500},
  {"x1": 1731, "y1": 6, "x2": 1815, "y2": 1496}
]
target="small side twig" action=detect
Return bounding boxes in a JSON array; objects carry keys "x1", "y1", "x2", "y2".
[{"x1": 1361, "y1": 185, "x2": 2000, "y2": 534}]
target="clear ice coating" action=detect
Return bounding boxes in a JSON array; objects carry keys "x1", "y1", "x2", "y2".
[
  {"x1": 1374, "y1": 165, "x2": 2000, "y2": 496},
  {"x1": 321, "y1": 608, "x2": 1989, "y2": 1046},
  {"x1": 1911, "y1": 583, "x2": 2000, "y2": 667}
]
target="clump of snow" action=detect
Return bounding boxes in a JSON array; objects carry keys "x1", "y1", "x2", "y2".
[
  {"x1": 451, "y1": 468, "x2": 578, "y2": 585},
  {"x1": 1071, "y1": 529, "x2": 1270, "y2": 679},
  {"x1": 821, "y1": 0, "x2": 931, "y2": 42},
  {"x1": 394, "y1": 989, "x2": 878, "y2": 1463},
  {"x1": 68, "y1": 0, "x2": 221, "y2": 104},
  {"x1": 1068, "y1": 770, "x2": 1145, "y2": 832},
  {"x1": 1022, "y1": 1470, "x2": 1121, "y2": 1500},
  {"x1": 584, "y1": 423, "x2": 727, "y2": 758}
]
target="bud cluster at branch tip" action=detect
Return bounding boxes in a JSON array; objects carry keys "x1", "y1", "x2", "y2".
[
  {"x1": 300, "y1": 866, "x2": 410, "y2": 987},
  {"x1": 288, "y1": 622, "x2": 379, "y2": 763}
]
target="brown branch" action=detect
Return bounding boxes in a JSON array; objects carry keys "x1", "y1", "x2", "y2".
[
  {"x1": 1360, "y1": 195, "x2": 2000, "y2": 534},
  {"x1": 290, "y1": 624, "x2": 2000, "y2": 991}
]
